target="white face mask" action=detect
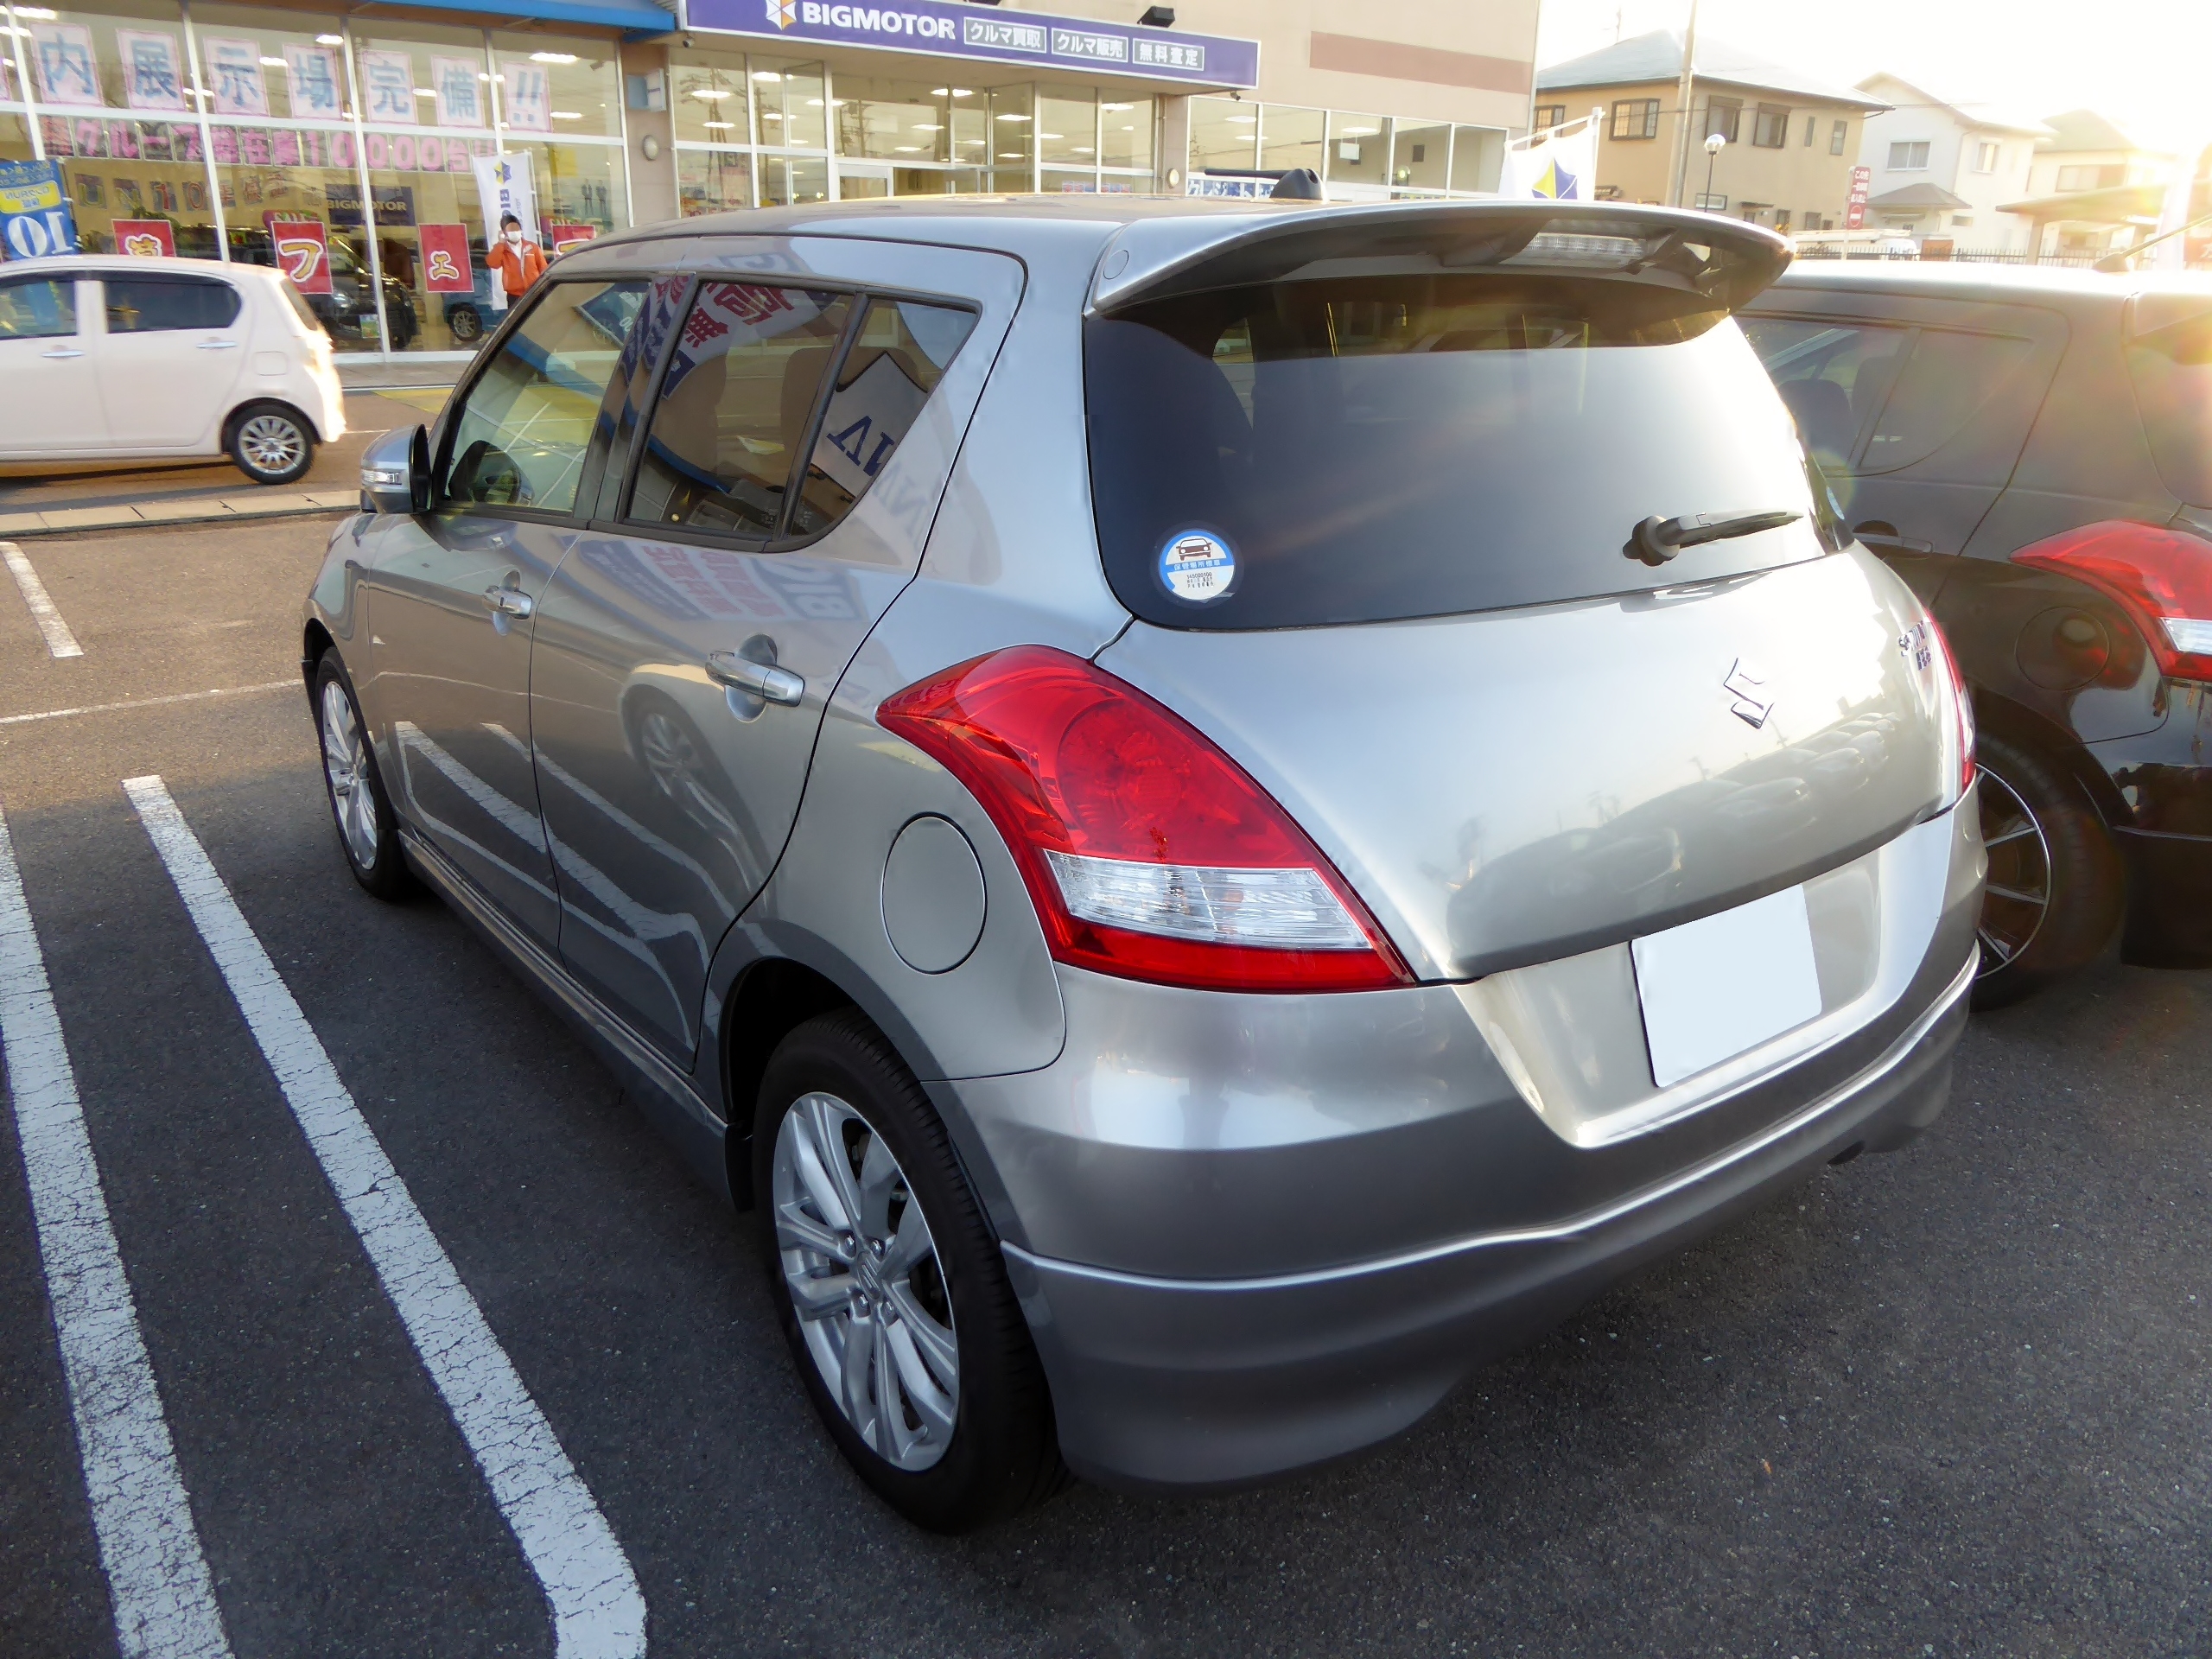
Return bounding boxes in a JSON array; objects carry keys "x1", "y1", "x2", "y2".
[{"x1": 504, "y1": 230, "x2": 522, "y2": 245}]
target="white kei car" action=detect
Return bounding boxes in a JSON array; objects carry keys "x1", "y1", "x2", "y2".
[{"x1": 0, "y1": 253, "x2": 346, "y2": 485}]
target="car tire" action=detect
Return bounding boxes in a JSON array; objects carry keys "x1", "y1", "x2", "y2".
[
  {"x1": 448, "y1": 304, "x2": 483, "y2": 344},
  {"x1": 228, "y1": 402, "x2": 315, "y2": 486},
  {"x1": 754, "y1": 1009, "x2": 1068, "y2": 1532},
  {"x1": 314, "y1": 651, "x2": 412, "y2": 900},
  {"x1": 1970, "y1": 729, "x2": 2123, "y2": 1009}
]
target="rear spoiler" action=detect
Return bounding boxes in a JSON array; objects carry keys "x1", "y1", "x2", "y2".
[{"x1": 1088, "y1": 201, "x2": 1792, "y2": 317}]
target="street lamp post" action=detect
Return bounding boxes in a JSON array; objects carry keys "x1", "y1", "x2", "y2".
[{"x1": 1702, "y1": 130, "x2": 1727, "y2": 210}]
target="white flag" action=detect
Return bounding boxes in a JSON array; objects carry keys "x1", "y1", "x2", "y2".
[
  {"x1": 2150, "y1": 141, "x2": 2207, "y2": 272},
  {"x1": 1503, "y1": 112, "x2": 1599, "y2": 202}
]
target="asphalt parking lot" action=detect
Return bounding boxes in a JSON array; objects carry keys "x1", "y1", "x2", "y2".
[{"x1": 0, "y1": 513, "x2": 2208, "y2": 1658}]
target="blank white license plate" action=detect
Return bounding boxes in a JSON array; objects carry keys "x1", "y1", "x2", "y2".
[{"x1": 1630, "y1": 886, "x2": 1823, "y2": 1089}]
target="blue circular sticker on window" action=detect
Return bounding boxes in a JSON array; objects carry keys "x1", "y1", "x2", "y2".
[{"x1": 1158, "y1": 530, "x2": 1236, "y2": 603}]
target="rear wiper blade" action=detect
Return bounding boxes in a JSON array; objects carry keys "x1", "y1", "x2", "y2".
[{"x1": 1626, "y1": 509, "x2": 1802, "y2": 566}]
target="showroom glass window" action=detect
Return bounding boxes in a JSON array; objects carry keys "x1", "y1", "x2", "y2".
[
  {"x1": 15, "y1": 0, "x2": 223, "y2": 258},
  {"x1": 186, "y1": 3, "x2": 381, "y2": 350}
]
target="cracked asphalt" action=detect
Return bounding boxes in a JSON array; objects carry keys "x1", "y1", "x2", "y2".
[{"x1": 0, "y1": 514, "x2": 2208, "y2": 1657}]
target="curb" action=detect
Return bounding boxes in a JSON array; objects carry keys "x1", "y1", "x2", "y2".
[{"x1": 0, "y1": 492, "x2": 359, "y2": 539}]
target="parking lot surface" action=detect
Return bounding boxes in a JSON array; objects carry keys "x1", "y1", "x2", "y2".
[{"x1": 0, "y1": 514, "x2": 2207, "y2": 1657}]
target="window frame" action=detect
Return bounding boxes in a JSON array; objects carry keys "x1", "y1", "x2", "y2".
[
  {"x1": 601, "y1": 273, "x2": 983, "y2": 556},
  {"x1": 1608, "y1": 99, "x2": 1660, "y2": 142},
  {"x1": 1532, "y1": 103, "x2": 1567, "y2": 132},
  {"x1": 1887, "y1": 141, "x2": 1930, "y2": 171},
  {"x1": 1830, "y1": 119, "x2": 1848, "y2": 156},
  {"x1": 1703, "y1": 98, "x2": 1741, "y2": 143},
  {"x1": 1751, "y1": 105, "x2": 1789, "y2": 149}
]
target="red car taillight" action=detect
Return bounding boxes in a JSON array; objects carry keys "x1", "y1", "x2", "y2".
[
  {"x1": 2010, "y1": 520, "x2": 2212, "y2": 684},
  {"x1": 1927, "y1": 617, "x2": 1977, "y2": 803},
  {"x1": 876, "y1": 646, "x2": 1414, "y2": 994}
]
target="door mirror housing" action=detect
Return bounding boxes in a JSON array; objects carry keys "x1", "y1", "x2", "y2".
[{"x1": 359, "y1": 423, "x2": 431, "y2": 514}]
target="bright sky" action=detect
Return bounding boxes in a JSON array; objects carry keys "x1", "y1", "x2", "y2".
[{"x1": 1535, "y1": 0, "x2": 2212, "y2": 155}]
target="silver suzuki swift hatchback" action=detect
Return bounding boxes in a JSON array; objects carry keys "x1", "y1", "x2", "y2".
[{"x1": 314, "y1": 197, "x2": 1984, "y2": 1530}]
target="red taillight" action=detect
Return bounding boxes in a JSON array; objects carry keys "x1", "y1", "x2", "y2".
[
  {"x1": 1926, "y1": 617, "x2": 1977, "y2": 802},
  {"x1": 2011, "y1": 520, "x2": 2212, "y2": 683},
  {"x1": 876, "y1": 646, "x2": 1414, "y2": 994}
]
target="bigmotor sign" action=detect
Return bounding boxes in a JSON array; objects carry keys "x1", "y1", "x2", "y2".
[{"x1": 683, "y1": 0, "x2": 1259, "y2": 88}]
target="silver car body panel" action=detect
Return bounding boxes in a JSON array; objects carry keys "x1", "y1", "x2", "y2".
[{"x1": 303, "y1": 197, "x2": 1980, "y2": 1496}]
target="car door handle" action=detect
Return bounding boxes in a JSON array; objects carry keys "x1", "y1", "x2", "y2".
[
  {"x1": 41, "y1": 347, "x2": 85, "y2": 359},
  {"x1": 706, "y1": 651, "x2": 804, "y2": 706},
  {"x1": 481, "y1": 586, "x2": 535, "y2": 620},
  {"x1": 197, "y1": 339, "x2": 239, "y2": 350}
]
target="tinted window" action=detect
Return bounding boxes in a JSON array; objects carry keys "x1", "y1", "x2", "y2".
[
  {"x1": 442, "y1": 280, "x2": 646, "y2": 514},
  {"x1": 1861, "y1": 327, "x2": 2037, "y2": 474},
  {"x1": 1086, "y1": 276, "x2": 1823, "y2": 631},
  {"x1": 104, "y1": 275, "x2": 242, "y2": 333},
  {"x1": 2126, "y1": 304, "x2": 2212, "y2": 507},
  {"x1": 1742, "y1": 316, "x2": 1911, "y2": 468},
  {"x1": 790, "y1": 296, "x2": 976, "y2": 537},
  {"x1": 0, "y1": 277, "x2": 77, "y2": 340},
  {"x1": 628, "y1": 282, "x2": 855, "y2": 538}
]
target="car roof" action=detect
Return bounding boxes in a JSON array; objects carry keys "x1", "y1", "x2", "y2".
[
  {"x1": 1, "y1": 252, "x2": 278, "y2": 287},
  {"x1": 1765, "y1": 257, "x2": 2212, "y2": 312}
]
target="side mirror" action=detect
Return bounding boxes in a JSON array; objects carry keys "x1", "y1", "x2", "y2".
[{"x1": 359, "y1": 423, "x2": 431, "y2": 515}]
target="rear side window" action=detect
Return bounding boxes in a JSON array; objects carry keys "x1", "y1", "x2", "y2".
[
  {"x1": 1086, "y1": 276, "x2": 1822, "y2": 631},
  {"x1": 627, "y1": 283, "x2": 855, "y2": 537},
  {"x1": 277, "y1": 278, "x2": 324, "y2": 335},
  {"x1": 2126, "y1": 303, "x2": 2212, "y2": 506},
  {"x1": 442, "y1": 279, "x2": 648, "y2": 514},
  {"x1": 104, "y1": 275, "x2": 241, "y2": 333},
  {"x1": 790, "y1": 296, "x2": 976, "y2": 537},
  {"x1": 0, "y1": 277, "x2": 77, "y2": 340},
  {"x1": 1742, "y1": 317, "x2": 1910, "y2": 467},
  {"x1": 1859, "y1": 327, "x2": 2037, "y2": 474}
]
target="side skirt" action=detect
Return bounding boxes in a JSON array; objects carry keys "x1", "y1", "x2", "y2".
[{"x1": 397, "y1": 822, "x2": 732, "y2": 1205}]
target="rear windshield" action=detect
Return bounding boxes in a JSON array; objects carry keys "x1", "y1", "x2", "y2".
[
  {"x1": 2126, "y1": 303, "x2": 2212, "y2": 507},
  {"x1": 1086, "y1": 276, "x2": 1829, "y2": 630}
]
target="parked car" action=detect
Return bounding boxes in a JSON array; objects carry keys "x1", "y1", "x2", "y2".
[
  {"x1": 314, "y1": 198, "x2": 1982, "y2": 1530},
  {"x1": 0, "y1": 252, "x2": 344, "y2": 483},
  {"x1": 230, "y1": 226, "x2": 418, "y2": 351},
  {"x1": 1744, "y1": 264, "x2": 2212, "y2": 1005},
  {"x1": 437, "y1": 243, "x2": 499, "y2": 346}
]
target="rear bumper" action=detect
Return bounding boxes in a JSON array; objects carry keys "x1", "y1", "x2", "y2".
[
  {"x1": 1004, "y1": 949, "x2": 1972, "y2": 1491},
  {"x1": 2118, "y1": 827, "x2": 2212, "y2": 966}
]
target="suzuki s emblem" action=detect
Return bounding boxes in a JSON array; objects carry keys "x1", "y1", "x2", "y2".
[{"x1": 1723, "y1": 658, "x2": 1773, "y2": 728}]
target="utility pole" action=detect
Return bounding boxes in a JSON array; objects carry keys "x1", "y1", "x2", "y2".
[{"x1": 1669, "y1": 0, "x2": 1701, "y2": 207}]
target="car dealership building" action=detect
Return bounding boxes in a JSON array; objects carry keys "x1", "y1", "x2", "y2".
[{"x1": 0, "y1": 0, "x2": 1538, "y2": 363}]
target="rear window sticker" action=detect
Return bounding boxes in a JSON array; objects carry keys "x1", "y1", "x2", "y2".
[{"x1": 1158, "y1": 530, "x2": 1236, "y2": 603}]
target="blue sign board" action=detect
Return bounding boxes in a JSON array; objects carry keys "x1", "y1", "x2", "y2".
[
  {"x1": 0, "y1": 160, "x2": 79, "y2": 259},
  {"x1": 684, "y1": 0, "x2": 1259, "y2": 88}
]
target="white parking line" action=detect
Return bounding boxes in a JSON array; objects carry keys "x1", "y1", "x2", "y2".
[
  {"x1": 0, "y1": 682, "x2": 294, "y2": 728},
  {"x1": 1, "y1": 541, "x2": 86, "y2": 659},
  {"x1": 0, "y1": 802, "x2": 233, "y2": 1659},
  {"x1": 123, "y1": 776, "x2": 648, "y2": 1659}
]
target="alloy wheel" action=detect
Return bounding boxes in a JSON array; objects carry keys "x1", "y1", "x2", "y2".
[
  {"x1": 772, "y1": 1091, "x2": 959, "y2": 1471},
  {"x1": 320, "y1": 680, "x2": 381, "y2": 872},
  {"x1": 239, "y1": 414, "x2": 306, "y2": 477},
  {"x1": 1975, "y1": 766, "x2": 2052, "y2": 976}
]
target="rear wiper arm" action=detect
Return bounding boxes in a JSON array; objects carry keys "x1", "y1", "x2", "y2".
[{"x1": 1626, "y1": 509, "x2": 1802, "y2": 566}]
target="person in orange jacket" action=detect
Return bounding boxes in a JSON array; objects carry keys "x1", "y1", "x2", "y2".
[{"x1": 486, "y1": 213, "x2": 547, "y2": 303}]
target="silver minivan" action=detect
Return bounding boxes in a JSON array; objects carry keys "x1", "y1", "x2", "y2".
[{"x1": 312, "y1": 198, "x2": 1984, "y2": 1531}]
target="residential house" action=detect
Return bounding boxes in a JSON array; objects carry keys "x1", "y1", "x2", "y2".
[
  {"x1": 1853, "y1": 73, "x2": 2048, "y2": 250},
  {"x1": 1533, "y1": 30, "x2": 1885, "y2": 231},
  {"x1": 2002, "y1": 110, "x2": 2177, "y2": 259}
]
